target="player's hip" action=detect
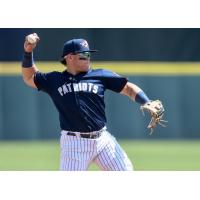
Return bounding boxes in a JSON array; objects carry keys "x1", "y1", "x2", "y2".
[
  {"x1": 61, "y1": 126, "x2": 106, "y2": 139},
  {"x1": 60, "y1": 126, "x2": 107, "y2": 151}
]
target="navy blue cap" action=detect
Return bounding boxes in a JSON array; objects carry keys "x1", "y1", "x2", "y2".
[{"x1": 60, "y1": 39, "x2": 98, "y2": 65}]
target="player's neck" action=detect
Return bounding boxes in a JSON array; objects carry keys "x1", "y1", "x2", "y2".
[{"x1": 66, "y1": 68, "x2": 79, "y2": 75}]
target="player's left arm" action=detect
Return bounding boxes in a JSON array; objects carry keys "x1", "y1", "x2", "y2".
[
  {"x1": 121, "y1": 81, "x2": 167, "y2": 133},
  {"x1": 120, "y1": 82, "x2": 150, "y2": 104}
]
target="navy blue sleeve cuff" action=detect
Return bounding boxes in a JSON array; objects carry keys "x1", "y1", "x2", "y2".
[{"x1": 135, "y1": 91, "x2": 150, "y2": 104}]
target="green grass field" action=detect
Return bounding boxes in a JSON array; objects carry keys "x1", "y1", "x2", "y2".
[{"x1": 0, "y1": 140, "x2": 200, "y2": 171}]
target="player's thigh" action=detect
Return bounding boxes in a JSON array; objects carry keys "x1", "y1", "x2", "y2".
[
  {"x1": 60, "y1": 145, "x2": 93, "y2": 171},
  {"x1": 60, "y1": 134, "x2": 93, "y2": 171},
  {"x1": 94, "y1": 146, "x2": 133, "y2": 171},
  {"x1": 60, "y1": 156, "x2": 90, "y2": 171},
  {"x1": 94, "y1": 134, "x2": 133, "y2": 171}
]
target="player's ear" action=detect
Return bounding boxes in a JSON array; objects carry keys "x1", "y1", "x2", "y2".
[
  {"x1": 67, "y1": 54, "x2": 73, "y2": 60},
  {"x1": 64, "y1": 55, "x2": 70, "y2": 64}
]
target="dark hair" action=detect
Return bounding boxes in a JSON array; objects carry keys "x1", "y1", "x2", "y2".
[{"x1": 60, "y1": 58, "x2": 66, "y2": 65}]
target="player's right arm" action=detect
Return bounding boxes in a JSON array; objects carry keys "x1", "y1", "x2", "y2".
[{"x1": 21, "y1": 33, "x2": 40, "y2": 88}]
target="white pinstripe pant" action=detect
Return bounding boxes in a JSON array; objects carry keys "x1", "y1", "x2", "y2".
[{"x1": 60, "y1": 129, "x2": 133, "y2": 171}]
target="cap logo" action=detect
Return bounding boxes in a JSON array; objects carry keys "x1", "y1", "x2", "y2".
[{"x1": 80, "y1": 40, "x2": 89, "y2": 48}]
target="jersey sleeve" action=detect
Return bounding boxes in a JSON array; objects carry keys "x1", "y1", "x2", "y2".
[
  {"x1": 34, "y1": 71, "x2": 54, "y2": 93},
  {"x1": 102, "y1": 70, "x2": 128, "y2": 93}
]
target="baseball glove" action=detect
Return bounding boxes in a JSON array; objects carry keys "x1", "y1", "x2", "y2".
[{"x1": 140, "y1": 100, "x2": 167, "y2": 135}]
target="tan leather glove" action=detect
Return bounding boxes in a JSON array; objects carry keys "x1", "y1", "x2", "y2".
[{"x1": 140, "y1": 100, "x2": 167, "y2": 135}]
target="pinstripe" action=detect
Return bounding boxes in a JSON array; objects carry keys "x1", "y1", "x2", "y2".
[
  {"x1": 99, "y1": 147, "x2": 113, "y2": 170},
  {"x1": 67, "y1": 135, "x2": 70, "y2": 171},
  {"x1": 74, "y1": 137, "x2": 78, "y2": 170},
  {"x1": 117, "y1": 149, "x2": 127, "y2": 169},
  {"x1": 109, "y1": 153, "x2": 121, "y2": 170},
  {"x1": 91, "y1": 140, "x2": 96, "y2": 164},
  {"x1": 61, "y1": 134, "x2": 64, "y2": 170},
  {"x1": 101, "y1": 144, "x2": 113, "y2": 170},
  {"x1": 98, "y1": 131, "x2": 117, "y2": 170},
  {"x1": 110, "y1": 135, "x2": 132, "y2": 170},
  {"x1": 66, "y1": 135, "x2": 70, "y2": 170},
  {"x1": 102, "y1": 149, "x2": 113, "y2": 170},
  {"x1": 73, "y1": 136, "x2": 77, "y2": 171},
  {"x1": 77, "y1": 137, "x2": 81, "y2": 170},
  {"x1": 85, "y1": 138, "x2": 91, "y2": 170},
  {"x1": 80, "y1": 140, "x2": 83, "y2": 170},
  {"x1": 82, "y1": 138, "x2": 86, "y2": 166},
  {"x1": 65, "y1": 135, "x2": 69, "y2": 170},
  {"x1": 91, "y1": 140, "x2": 95, "y2": 164},
  {"x1": 95, "y1": 153, "x2": 107, "y2": 170},
  {"x1": 104, "y1": 144, "x2": 118, "y2": 171},
  {"x1": 86, "y1": 139, "x2": 90, "y2": 165},
  {"x1": 61, "y1": 140, "x2": 66, "y2": 171},
  {"x1": 89, "y1": 139, "x2": 92, "y2": 160},
  {"x1": 94, "y1": 133, "x2": 108, "y2": 170},
  {"x1": 81, "y1": 139, "x2": 85, "y2": 170},
  {"x1": 82, "y1": 138, "x2": 85, "y2": 154},
  {"x1": 86, "y1": 139, "x2": 89, "y2": 163},
  {"x1": 113, "y1": 139, "x2": 133, "y2": 170},
  {"x1": 65, "y1": 157, "x2": 68, "y2": 171},
  {"x1": 74, "y1": 159, "x2": 78, "y2": 171},
  {"x1": 86, "y1": 138, "x2": 88, "y2": 153},
  {"x1": 63, "y1": 157, "x2": 65, "y2": 170},
  {"x1": 81, "y1": 139, "x2": 84, "y2": 170},
  {"x1": 78, "y1": 137, "x2": 81, "y2": 170},
  {"x1": 60, "y1": 133, "x2": 65, "y2": 170},
  {"x1": 106, "y1": 132, "x2": 126, "y2": 170},
  {"x1": 86, "y1": 139, "x2": 90, "y2": 167},
  {"x1": 92, "y1": 139, "x2": 97, "y2": 161},
  {"x1": 73, "y1": 136, "x2": 76, "y2": 171},
  {"x1": 87, "y1": 139, "x2": 91, "y2": 166},
  {"x1": 110, "y1": 145, "x2": 123, "y2": 170},
  {"x1": 73, "y1": 137, "x2": 76, "y2": 170},
  {"x1": 69, "y1": 135, "x2": 73, "y2": 171},
  {"x1": 65, "y1": 134, "x2": 68, "y2": 170},
  {"x1": 112, "y1": 158, "x2": 121, "y2": 170},
  {"x1": 95, "y1": 152, "x2": 105, "y2": 170},
  {"x1": 110, "y1": 138, "x2": 126, "y2": 170},
  {"x1": 114, "y1": 146, "x2": 127, "y2": 170}
]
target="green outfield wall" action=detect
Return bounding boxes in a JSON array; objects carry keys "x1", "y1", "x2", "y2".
[{"x1": 0, "y1": 62, "x2": 200, "y2": 139}]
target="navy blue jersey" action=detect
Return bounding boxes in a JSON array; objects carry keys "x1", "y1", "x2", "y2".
[{"x1": 34, "y1": 68, "x2": 128, "y2": 132}]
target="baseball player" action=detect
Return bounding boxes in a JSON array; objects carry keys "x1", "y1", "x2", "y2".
[{"x1": 21, "y1": 33, "x2": 166, "y2": 171}]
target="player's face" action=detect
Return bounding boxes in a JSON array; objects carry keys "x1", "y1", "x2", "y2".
[{"x1": 71, "y1": 52, "x2": 91, "y2": 72}]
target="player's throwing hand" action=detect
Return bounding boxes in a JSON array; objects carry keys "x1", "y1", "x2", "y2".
[{"x1": 24, "y1": 33, "x2": 40, "y2": 53}]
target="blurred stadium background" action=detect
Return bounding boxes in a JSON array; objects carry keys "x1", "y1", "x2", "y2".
[{"x1": 0, "y1": 28, "x2": 200, "y2": 170}]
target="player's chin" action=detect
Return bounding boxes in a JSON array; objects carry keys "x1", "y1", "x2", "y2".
[
  {"x1": 80, "y1": 64, "x2": 90, "y2": 72},
  {"x1": 80, "y1": 67, "x2": 90, "y2": 72}
]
